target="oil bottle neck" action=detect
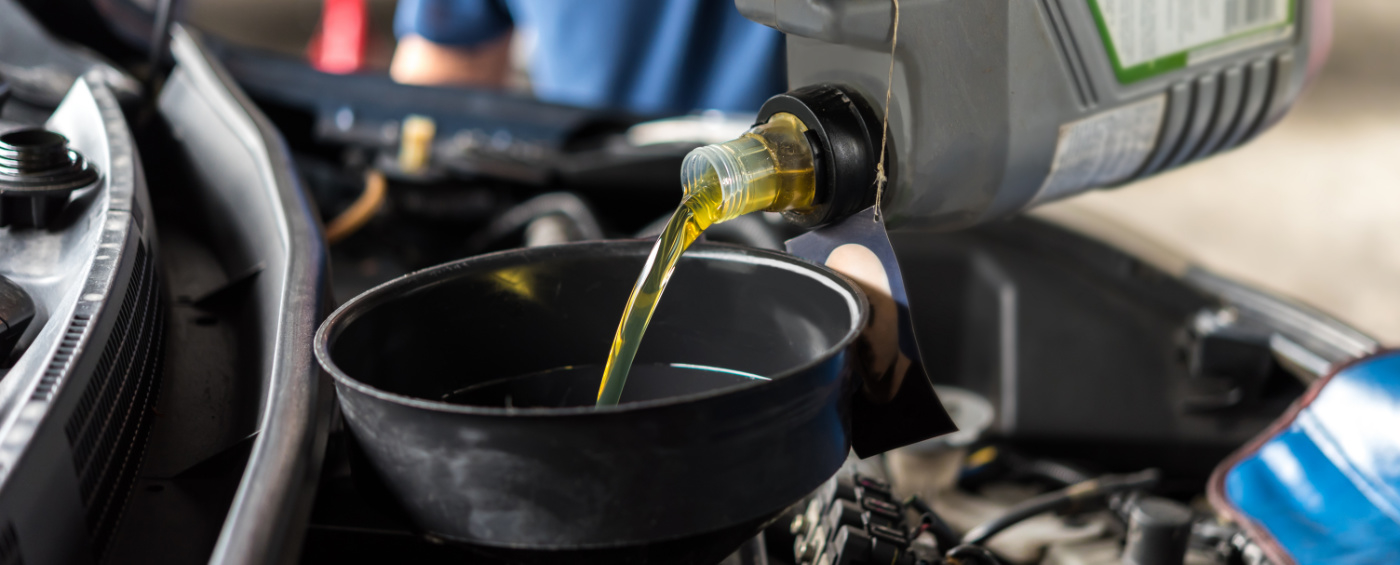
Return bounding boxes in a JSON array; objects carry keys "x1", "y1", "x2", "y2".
[
  {"x1": 680, "y1": 112, "x2": 816, "y2": 224},
  {"x1": 679, "y1": 85, "x2": 884, "y2": 230},
  {"x1": 756, "y1": 84, "x2": 884, "y2": 229}
]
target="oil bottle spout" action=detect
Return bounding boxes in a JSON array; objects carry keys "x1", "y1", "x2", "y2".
[
  {"x1": 679, "y1": 84, "x2": 884, "y2": 229},
  {"x1": 679, "y1": 112, "x2": 816, "y2": 223}
]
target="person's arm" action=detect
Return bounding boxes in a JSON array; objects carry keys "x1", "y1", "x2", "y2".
[
  {"x1": 389, "y1": 0, "x2": 513, "y2": 87},
  {"x1": 391, "y1": 32, "x2": 512, "y2": 87}
]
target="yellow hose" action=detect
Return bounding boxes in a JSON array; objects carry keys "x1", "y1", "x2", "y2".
[{"x1": 325, "y1": 169, "x2": 387, "y2": 244}]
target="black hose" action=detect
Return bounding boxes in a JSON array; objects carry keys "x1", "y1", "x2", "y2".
[
  {"x1": 1024, "y1": 458, "x2": 1094, "y2": 487},
  {"x1": 961, "y1": 468, "x2": 1160, "y2": 546},
  {"x1": 145, "y1": 0, "x2": 177, "y2": 96},
  {"x1": 904, "y1": 495, "x2": 960, "y2": 552},
  {"x1": 945, "y1": 544, "x2": 1002, "y2": 565},
  {"x1": 136, "y1": 0, "x2": 178, "y2": 125}
]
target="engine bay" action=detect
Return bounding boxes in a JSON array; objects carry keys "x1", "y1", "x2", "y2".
[{"x1": 0, "y1": 1, "x2": 1390, "y2": 564}]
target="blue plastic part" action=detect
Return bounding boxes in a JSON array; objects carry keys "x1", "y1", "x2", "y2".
[{"x1": 1225, "y1": 351, "x2": 1400, "y2": 564}]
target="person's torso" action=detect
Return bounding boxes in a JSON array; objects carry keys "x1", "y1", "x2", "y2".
[{"x1": 507, "y1": 0, "x2": 786, "y2": 115}]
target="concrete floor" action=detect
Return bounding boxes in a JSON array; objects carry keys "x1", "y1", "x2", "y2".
[
  {"x1": 1042, "y1": 0, "x2": 1400, "y2": 344},
  {"x1": 186, "y1": 0, "x2": 1400, "y2": 344}
]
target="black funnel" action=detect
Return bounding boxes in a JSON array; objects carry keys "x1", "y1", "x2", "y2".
[{"x1": 315, "y1": 241, "x2": 869, "y2": 563}]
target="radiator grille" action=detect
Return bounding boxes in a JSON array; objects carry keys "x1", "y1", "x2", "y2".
[
  {"x1": 61, "y1": 242, "x2": 165, "y2": 556},
  {"x1": 33, "y1": 316, "x2": 91, "y2": 402}
]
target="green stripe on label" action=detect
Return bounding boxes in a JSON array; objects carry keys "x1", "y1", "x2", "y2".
[{"x1": 1087, "y1": 0, "x2": 1297, "y2": 84}]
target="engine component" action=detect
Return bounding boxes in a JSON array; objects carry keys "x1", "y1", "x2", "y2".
[
  {"x1": 0, "y1": 127, "x2": 97, "y2": 228},
  {"x1": 0, "y1": 274, "x2": 33, "y2": 358},
  {"x1": 792, "y1": 473, "x2": 941, "y2": 565},
  {"x1": 0, "y1": 74, "x2": 163, "y2": 565},
  {"x1": 1210, "y1": 350, "x2": 1400, "y2": 564},
  {"x1": 945, "y1": 545, "x2": 1003, "y2": 565},
  {"x1": 1122, "y1": 497, "x2": 1193, "y2": 565},
  {"x1": 962, "y1": 470, "x2": 1160, "y2": 547}
]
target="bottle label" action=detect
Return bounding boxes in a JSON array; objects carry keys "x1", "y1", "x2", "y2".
[
  {"x1": 1032, "y1": 94, "x2": 1166, "y2": 206},
  {"x1": 1089, "y1": 0, "x2": 1295, "y2": 83}
]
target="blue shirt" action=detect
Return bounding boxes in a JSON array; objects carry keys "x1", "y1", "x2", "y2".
[{"x1": 394, "y1": 0, "x2": 786, "y2": 115}]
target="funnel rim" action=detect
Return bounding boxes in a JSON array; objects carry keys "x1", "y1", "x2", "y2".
[{"x1": 314, "y1": 240, "x2": 868, "y2": 417}]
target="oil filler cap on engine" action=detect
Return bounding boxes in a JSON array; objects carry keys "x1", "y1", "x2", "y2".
[{"x1": 0, "y1": 127, "x2": 99, "y2": 229}]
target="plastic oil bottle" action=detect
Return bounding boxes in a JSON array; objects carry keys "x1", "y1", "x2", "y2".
[{"x1": 595, "y1": 113, "x2": 819, "y2": 406}]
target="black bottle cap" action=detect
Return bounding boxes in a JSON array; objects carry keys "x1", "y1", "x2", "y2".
[{"x1": 757, "y1": 84, "x2": 884, "y2": 229}]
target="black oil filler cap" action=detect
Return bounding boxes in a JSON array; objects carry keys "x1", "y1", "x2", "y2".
[
  {"x1": 0, "y1": 127, "x2": 99, "y2": 229},
  {"x1": 1123, "y1": 496, "x2": 1194, "y2": 565},
  {"x1": 0, "y1": 275, "x2": 35, "y2": 360}
]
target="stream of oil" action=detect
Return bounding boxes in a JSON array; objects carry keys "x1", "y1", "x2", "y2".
[
  {"x1": 594, "y1": 113, "x2": 815, "y2": 406},
  {"x1": 593, "y1": 170, "x2": 725, "y2": 406}
]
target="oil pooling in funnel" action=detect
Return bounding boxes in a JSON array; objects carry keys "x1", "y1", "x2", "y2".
[{"x1": 595, "y1": 113, "x2": 818, "y2": 406}]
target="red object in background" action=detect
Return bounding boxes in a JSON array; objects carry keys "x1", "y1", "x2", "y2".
[{"x1": 308, "y1": 0, "x2": 367, "y2": 74}]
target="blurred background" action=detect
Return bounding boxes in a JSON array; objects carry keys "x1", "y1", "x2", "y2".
[{"x1": 185, "y1": 0, "x2": 1400, "y2": 344}]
